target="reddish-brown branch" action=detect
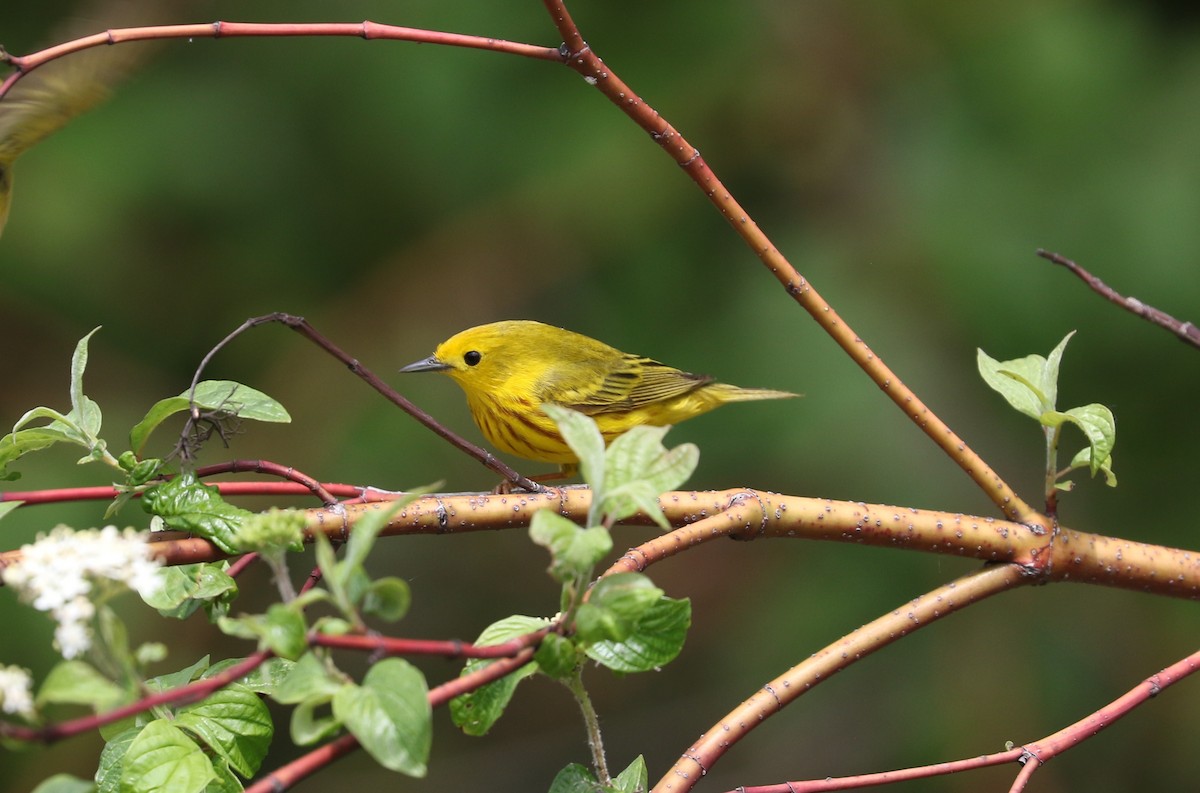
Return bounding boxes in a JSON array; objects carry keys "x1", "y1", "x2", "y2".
[
  {"x1": 729, "y1": 645, "x2": 1200, "y2": 791},
  {"x1": 1038, "y1": 249, "x2": 1200, "y2": 349},
  {"x1": 244, "y1": 647, "x2": 536, "y2": 793},
  {"x1": 0, "y1": 21, "x2": 561, "y2": 100},
  {"x1": 0, "y1": 650, "x2": 271, "y2": 743},
  {"x1": 313, "y1": 629, "x2": 547, "y2": 659}
]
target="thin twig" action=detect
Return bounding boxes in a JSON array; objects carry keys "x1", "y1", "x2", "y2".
[{"x1": 1038, "y1": 249, "x2": 1200, "y2": 349}]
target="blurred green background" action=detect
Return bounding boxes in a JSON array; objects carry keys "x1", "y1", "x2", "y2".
[{"x1": 2, "y1": 1, "x2": 1200, "y2": 791}]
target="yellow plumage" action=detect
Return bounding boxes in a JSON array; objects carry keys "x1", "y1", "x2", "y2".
[{"x1": 400, "y1": 320, "x2": 797, "y2": 468}]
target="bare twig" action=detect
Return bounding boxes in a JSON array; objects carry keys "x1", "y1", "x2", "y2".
[{"x1": 1038, "y1": 249, "x2": 1200, "y2": 349}]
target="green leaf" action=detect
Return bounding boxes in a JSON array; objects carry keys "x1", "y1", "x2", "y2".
[
  {"x1": 272, "y1": 653, "x2": 344, "y2": 745},
  {"x1": 141, "y1": 472, "x2": 254, "y2": 554},
  {"x1": 0, "y1": 501, "x2": 21, "y2": 520},
  {"x1": 142, "y1": 563, "x2": 238, "y2": 618},
  {"x1": 976, "y1": 351, "x2": 1048, "y2": 418},
  {"x1": 577, "y1": 573, "x2": 665, "y2": 644},
  {"x1": 548, "y1": 764, "x2": 599, "y2": 793},
  {"x1": 37, "y1": 660, "x2": 126, "y2": 711},
  {"x1": 69, "y1": 328, "x2": 100, "y2": 422},
  {"x1": 145, "y1": 656, "x2": 210, "y2": 695},
  {"x1": 1068, "y1": 446, "x2": 1118, "y2": 487},
  {"x1": 129, "y1": 381, "x2": 290, "y2": 457},
  {"x1": 475, "y1": 615, "x2": 552, "y2": 647},
  {"x1": 290, "y1": 697, "x2": 342, "y2": 746},
  {"x1": 204, "y1": 657, "x2": 294, "y2": 696},
  {"x1": 613, "y1": 755, "x2": 649, "y2": 793},
  {"x1": 202, "y1": 760, "x2": 242, "y2": 793},
  {"x1": 529, "y1": 510, "x2": 612, "y2": 583},
  {"x1": 586, "y1": 596, "x2": 691, "y2": 673},
  {"x1": 450, "y1": 615, "x2": 549, "y2": 736},
  {"x1": 218, "y1": 603, "x2": 307, "y2": 660},
  {"x1": 176, "y1": 684, "x2": 273, "y2": 778},
  {"x1": 272, "y1": 652, "x2": 344, "y2": 705},
  {"x1": 577, "y1": 423, "x2": 699, "y2": 528},
  {"x1": 191, "y1": 380, "x2": 291, "y2": 423},
  {"x1": 120, "y1": 719, "x2": 215, "y2": 793},
  {"x1": 30, "y1": 774, "x2": 95, "y2": 793},
  {"x1": 362, "y1": 577, "x2": 411, "y2": 622},
  {"x1": 542, "y1": 405, "x2": 605, "y2": 491},
  {"x1": 977, "y1": 332, "x2": 1075, "y2": 419},
  {"x1": 333, "y1": 659, "x2": 431, "y2": 777},
  {"x1": 1060, "y1": 403, "x2": 1116, "y2": 474},
  {"x1": 95, "y1": 728, "x2": 138, "y2": 793},
  {"x1": 533, "y1": 634, "x2": 578, "y2": 680}
]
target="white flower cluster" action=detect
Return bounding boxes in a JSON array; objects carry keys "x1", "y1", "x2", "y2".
[
  {"x1": 0, "y1": 665, "x2": 33, "y2": 718},
  {"x1": 3, "y1": 525, "x2": 162, "y2": 659}
]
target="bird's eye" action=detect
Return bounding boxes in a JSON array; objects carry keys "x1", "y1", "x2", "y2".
[{"x1": 464, "y1": 350, "x2": 482, "y2": 366}]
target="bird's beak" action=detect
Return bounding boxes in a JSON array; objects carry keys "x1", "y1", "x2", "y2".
[{"x1": 399, "y1": 355, "x2": 451, "y2": 373}]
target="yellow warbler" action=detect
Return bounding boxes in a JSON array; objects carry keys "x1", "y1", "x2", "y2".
[{"x1": 400, "y1": 320, "x2": 797, "y2": 470}]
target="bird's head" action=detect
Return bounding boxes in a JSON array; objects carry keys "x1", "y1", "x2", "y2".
[{"x1": 400, "y1": 320, "x2": 545, "y2": 397}]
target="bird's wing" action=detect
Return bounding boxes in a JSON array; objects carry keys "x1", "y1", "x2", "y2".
[{"x1": 560, "y1": 356, "x2": 711, "y2": 415}]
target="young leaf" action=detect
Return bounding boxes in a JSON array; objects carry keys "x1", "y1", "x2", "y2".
[
  {"x1": 272, "y1": 652, "x2": 344, "y2": 705},
  {"x1": 333, "y1": 659, "x2": 431, "y2": 777},
  {"x1": 450, "y1": 615, "x2": 549, "y2": 736},
  {"x1": 37, "y1": 660, "x2": 126, "y2": 711},
  {"x1": 175, "y1": 684, "x2": 273, "y2": 778},
  {"x1": 533, "y1": 633, "x2": 578, "y2": 680},
  {"x1": 30, "y1": 775, "x2": 95, "y2": 793},
  {"x1": 585, "y1": 596, "x2": 691, "y2": 673},
  {"x1": 542, "y1": 405, "x2": 606, "y2": 492},
  {"x1": 529, "y1": 510, "x2": 612, "y2": 583},
  {"x1": 290, "y1": 697, "x2": 342, "y2": 746},
  {"x1": 548, "y1": 764, "x2": 600, "y2": 793},
  {"x1": 143, "y1": 563, "x2": 238, "y2": 618},
  {"x1": 119, "y1": 719, "x2": 216, "y2": 793},
  {"x1": 362, "y1": 577, "x2": 412, "y2": 622},
  {"x1": 977, "y1": 332, "x2": 1075, "y2": 419},
  {"x1": 613, "y1": 755, "x2": 649, "y2": 793},
  {"x1": 1068, "y1": 446, "x2": 1118, "y2": 486},
  {"x1": 141, "y1": 472, "x2": 254, "y2": 554},
  {"x1": 218, "y1": 604, "x2": 307, "y2": 660},
  {"x1": 1061, "y1": 403, "x2": 1116, "y2": 473}
]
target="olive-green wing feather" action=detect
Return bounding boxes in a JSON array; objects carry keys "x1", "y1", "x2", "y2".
[{"x1": 558, "y1": 355, "x2": 711, "y2": 415}]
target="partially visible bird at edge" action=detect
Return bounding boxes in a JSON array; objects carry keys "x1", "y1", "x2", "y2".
[{"x1": 400, "y1": 320, "x2": 798, "y2": 479}]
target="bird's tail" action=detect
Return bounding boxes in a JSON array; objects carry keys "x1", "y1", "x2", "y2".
[{"x1": 706, "y1": 383, "x2": 800, "y2": 403}]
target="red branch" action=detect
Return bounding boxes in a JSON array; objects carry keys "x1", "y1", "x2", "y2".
[
  {"x1": 244, "y1": 647, "x2": 537, "y2": 792},
  {"x1": 0, "y1": 650, "x2": 272, "y2": 743},
  {"x1": 314, "y1": 629, "x2": 547, "y2": 659},
  {"x1": 0, "y1": 21, "x2": 561, "y2": 100},
  {"x1": 731, "y1": 648, "x2": 1200, "y2": 792}
]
